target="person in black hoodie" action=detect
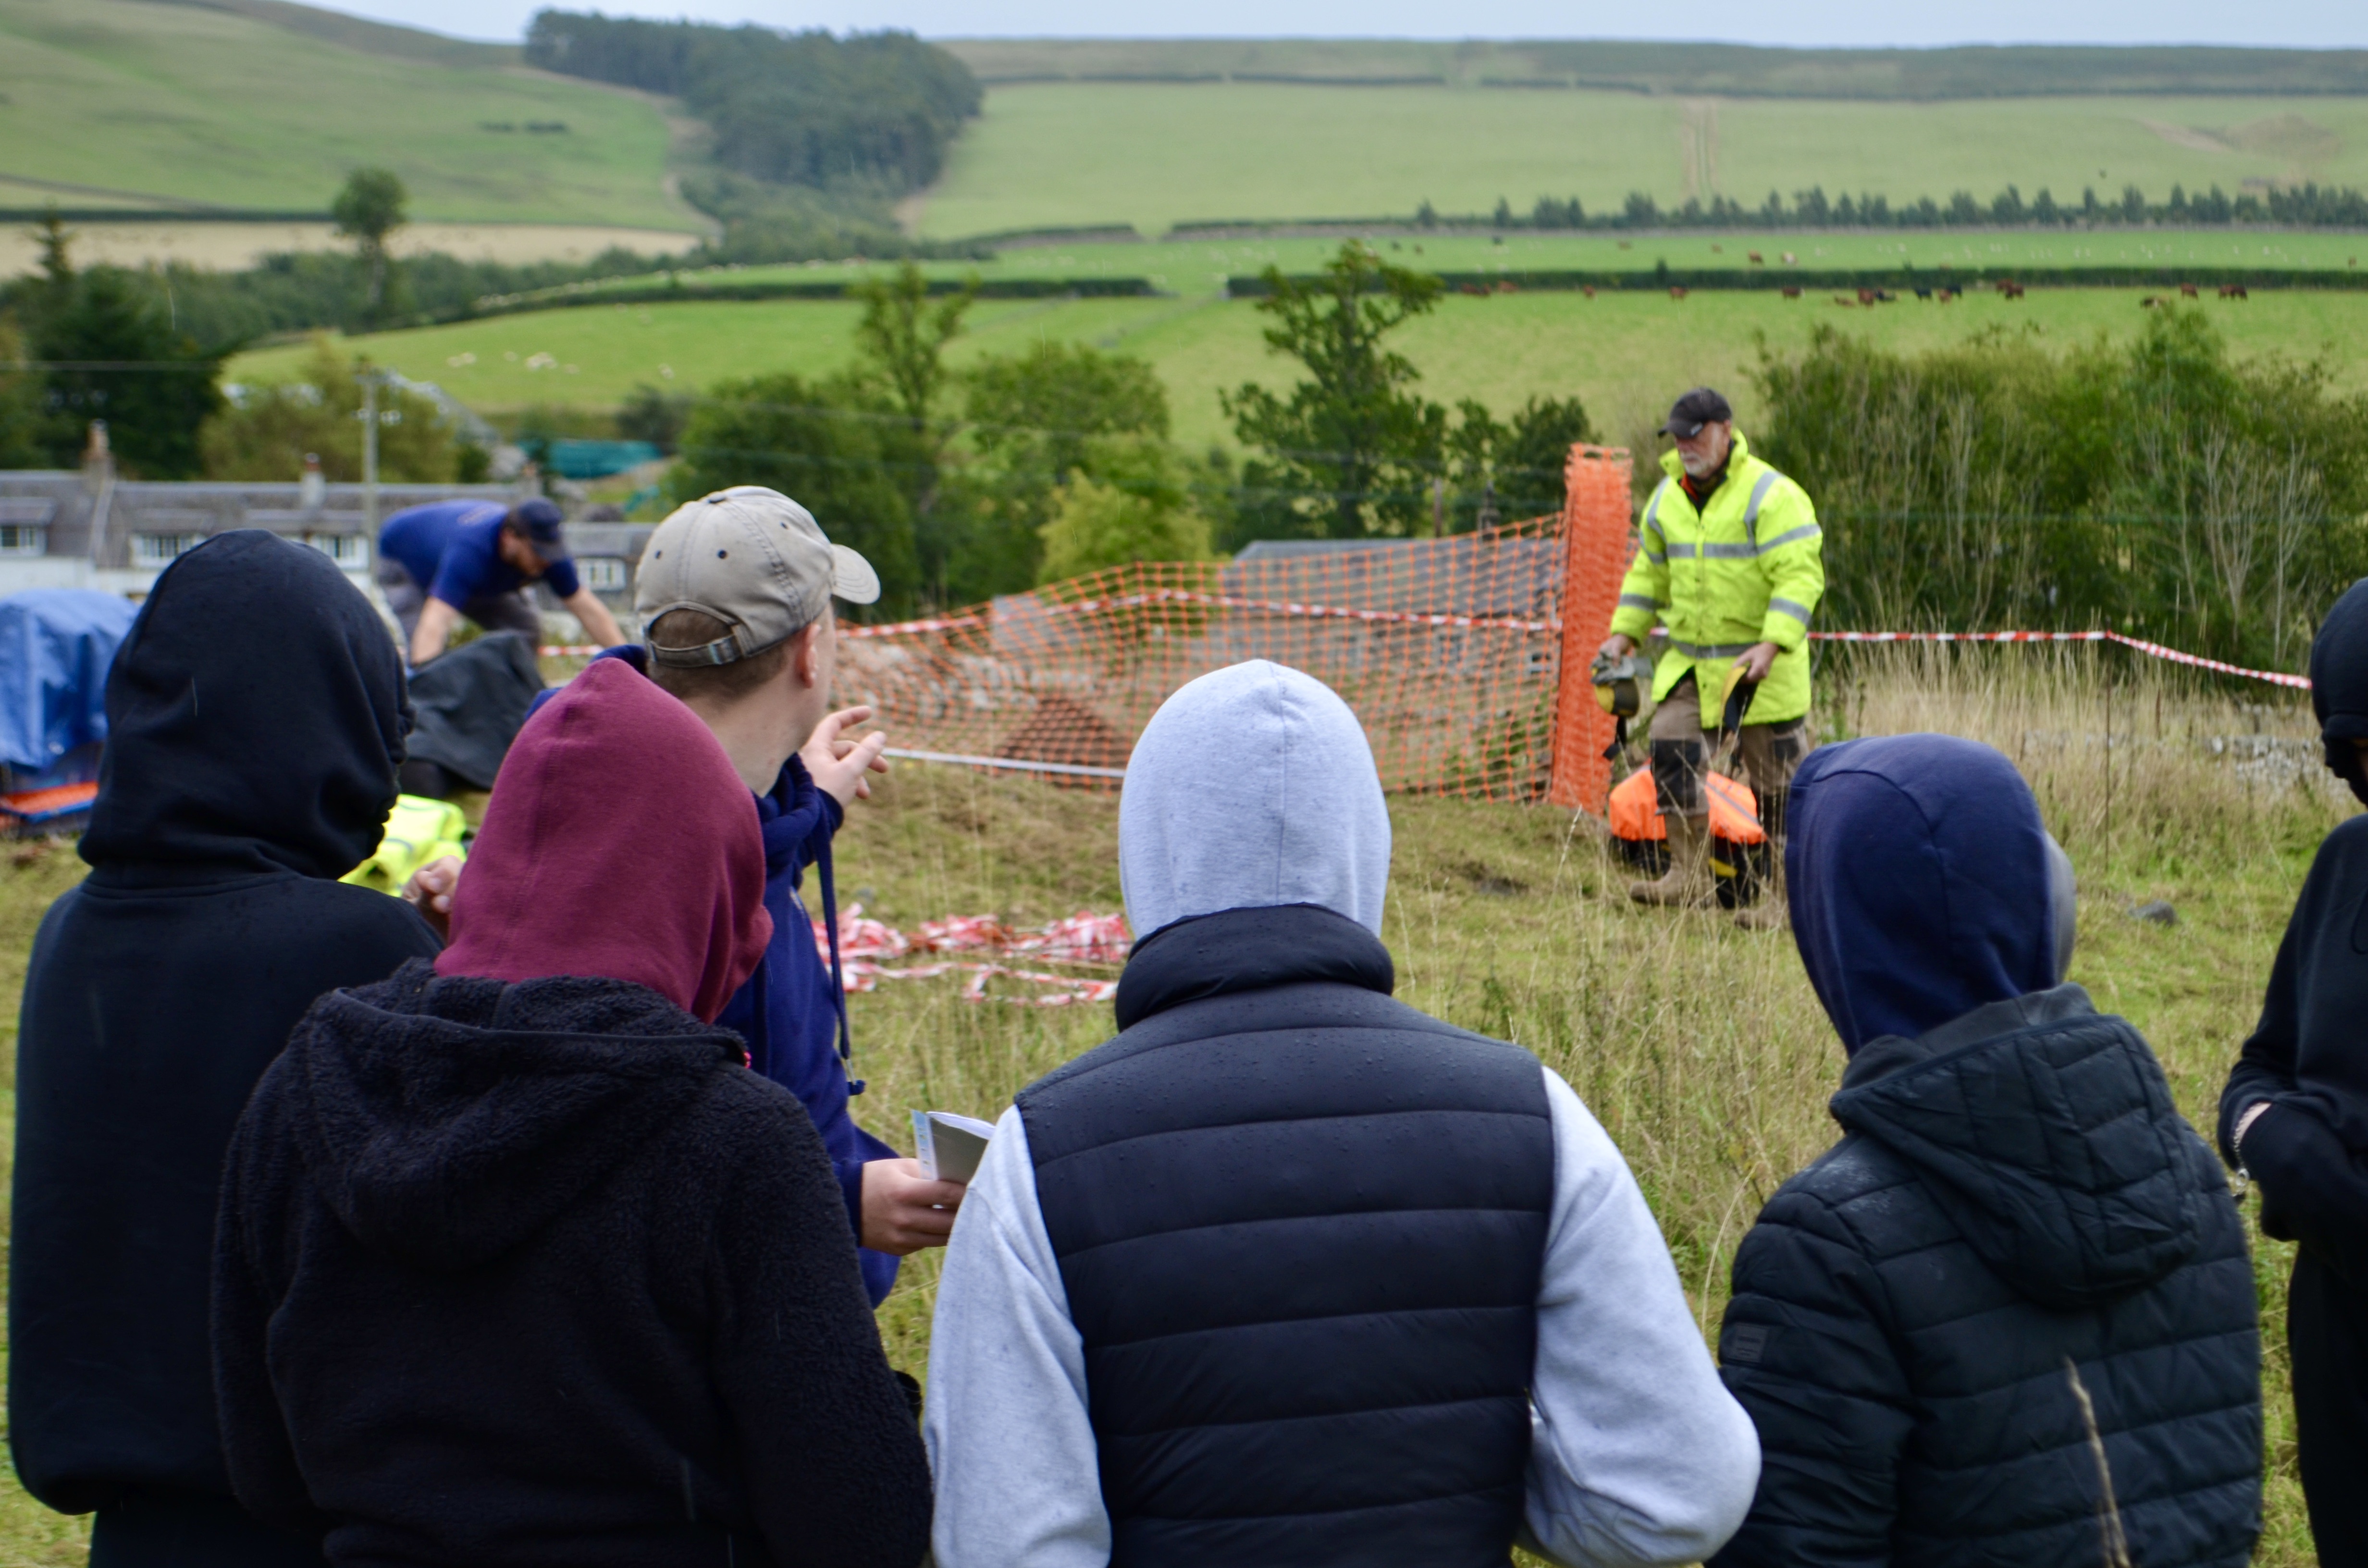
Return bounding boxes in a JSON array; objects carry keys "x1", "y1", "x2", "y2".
[
  {"x1": 10, "y1": 531, "x2": 440, "y2": 1567},
  {"x1": 212, "y1": 655, "x2": 932, "y2": 1568},
  {"x1": 1714, "y1": 733, "x2": 2260, "y2": 1568},
  {"x1": 2220, "y1": 577, "x2": 2368, "y2": 1561}
]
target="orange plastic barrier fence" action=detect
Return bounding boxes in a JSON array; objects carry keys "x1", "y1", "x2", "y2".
[{"x1": 828, "y1": 443, "x2": 1639, "y2": 808}]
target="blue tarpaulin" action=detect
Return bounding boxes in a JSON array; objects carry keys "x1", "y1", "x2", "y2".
[{"x1": 0, "y1": 589, "x2": 138, "y2": 775}]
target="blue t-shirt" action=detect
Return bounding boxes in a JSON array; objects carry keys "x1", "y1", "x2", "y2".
[{"x1": 378, "y1": 501, "x2": 578, "y2": 606}]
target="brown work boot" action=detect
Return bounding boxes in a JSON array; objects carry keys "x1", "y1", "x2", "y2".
[
  {"x1": 1629, "y1": 814, "x2": 1715, "y2": 907},
  {"x1": 1735, "y1": 857, "x2": 1788, "y2": 930}
]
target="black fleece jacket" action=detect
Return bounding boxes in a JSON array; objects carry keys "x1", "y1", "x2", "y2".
[
  {"x1": 1713, "y1": 987, "x2": 2261, "y2": 1568},
  {"x1": 10, "y1": 532, "x2": 439, "y2": 1518},
  {"x1": 213, "y1": 961, "x2": 931, "y2": 1568}
]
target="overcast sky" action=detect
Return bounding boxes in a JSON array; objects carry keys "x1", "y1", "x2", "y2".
[{"x1": 322, "y1": 0, "x2": 2361, "y2": 50}]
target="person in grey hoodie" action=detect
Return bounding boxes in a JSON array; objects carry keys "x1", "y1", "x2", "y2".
[
  {"x1": 1712, "y1": 734, "x2": 2259, "y2": 1568},
  {"x1": 922, "y1": 659, "x2": 1760, "y2": 1568}
]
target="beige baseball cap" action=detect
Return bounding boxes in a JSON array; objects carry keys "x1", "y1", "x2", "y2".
[{"x1": 635, "y1": 486, "x2": 880, "y2": 667}]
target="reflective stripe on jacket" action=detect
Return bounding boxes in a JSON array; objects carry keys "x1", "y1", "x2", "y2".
[{"x1": 1607, "y1": 432, "x2": 1825, "y2": 726}]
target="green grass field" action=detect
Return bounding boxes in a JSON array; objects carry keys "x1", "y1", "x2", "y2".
[
  {"x1": 0, "y1": 653, "x2": 2342, "y2": 1564},
  {"x1": 234, "y1": 282, "x2": 2368, "y2": 455},
  {"x1": 912, "y1": 81, "x2": 2368, "y2": 239},
  {"x1": 0, "y1": 0, "x2": 693, "y2": 229}
]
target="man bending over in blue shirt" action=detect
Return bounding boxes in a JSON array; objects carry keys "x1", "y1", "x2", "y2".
[{"x1": 377, "y1": 497, "x2": 624, "y2": 665}]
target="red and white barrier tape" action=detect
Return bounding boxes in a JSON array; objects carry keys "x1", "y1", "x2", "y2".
[
  {"x1": 815, "y1": 906, "x2": 1130, "y2": 1005},
  {"x1": 1805, "y1": 629, "x2": 2310, "y2": 689}
]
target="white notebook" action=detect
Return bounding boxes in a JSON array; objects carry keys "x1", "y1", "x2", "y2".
[{"x1": 912, "y1": 1110, "x2": 997, "y2": 1184}]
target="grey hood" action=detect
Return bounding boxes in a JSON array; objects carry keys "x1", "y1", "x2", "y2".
[{"x1": 1118, "y1": 660, "x2": 1391, "y2": 939}]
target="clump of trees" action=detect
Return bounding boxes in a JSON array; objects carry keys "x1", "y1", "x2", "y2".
[
  {"x1": 1753, "y1": 310, "x2": 2368, "y2": 671},
  {"x1": 1225, "y1": 244, "x2": 1595, "y2": 541},
  {"x1": 0, "y1": 215, "x2": 227, "y2": 478},
  {"x1": 200, "y1": 335, "x2": 467, "y2": 484},
  {"x1": 525, "y1": 12, "x2": 978, "y2": 196},
  {"x1": 666, "y1": 263, "x2": 1228, "y2": 613}
]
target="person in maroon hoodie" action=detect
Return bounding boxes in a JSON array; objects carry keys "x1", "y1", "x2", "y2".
[{"x1": 212, "y1": 657, "x2": 932, "y2": 1568}]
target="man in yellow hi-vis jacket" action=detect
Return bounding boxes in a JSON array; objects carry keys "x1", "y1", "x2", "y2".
[{"x1": 1600, "y1": 387, "x2": 1825, "y2": 928}]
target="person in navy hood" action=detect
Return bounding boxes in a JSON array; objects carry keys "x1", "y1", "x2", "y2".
[
  {"x1": 1714, "y1": 734, "x2": 2260, "y2": 1568},
  {"x1": 2220, "y1": 576, "x2": 2368, "y2": 1560}
]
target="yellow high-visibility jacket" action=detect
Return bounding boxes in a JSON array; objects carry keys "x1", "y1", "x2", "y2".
[{"x1": 1607, "y1": 432, "x2": 1825, "y2": 727}]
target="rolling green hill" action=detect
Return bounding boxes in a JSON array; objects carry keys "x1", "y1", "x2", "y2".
[
  {"x1": 230, "y1": 285, "x2": 2368, "y2": 455},
  {"x1": 0, "y1": 0, "x2": 695, "y2": 228},
  {"x1": 910, "y1": 82, "x2": 2368, "y2": 239}
]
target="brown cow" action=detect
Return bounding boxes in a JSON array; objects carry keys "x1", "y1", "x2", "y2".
[
  {"x1": 1749, "y1": 251, "x2": 1765, "y2": 265},
  {"x1": 1669, "y1": 286, "x2": 1689, "y2": 300},
  {"x1": 1583, "y1": 285, "x2": 1598, "y2": 299},
  {"x1": 1998, "y1": 282, "x2": 2026, "y2": 299},
  {"x1": 2219, "y1": 283, "x2": 2250, "y2": 300},
  {"x1": 1857, "y1": 287, "x2": 1878, "y2": 305},
  {"x1": 1780, "y1": 286, "x2": 1802, "y2": 299},
  {"x1": 2180, "y1": 282, "x2": 2200, "y2": 298}
]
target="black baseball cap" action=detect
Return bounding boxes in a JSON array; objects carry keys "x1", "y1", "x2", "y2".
[
  {"x1": 506, "y1": 498, "x2": 568, "y2": 554},
  {"x1": 1663, "y1": 387, "x2": 1734, "y2": 439}
]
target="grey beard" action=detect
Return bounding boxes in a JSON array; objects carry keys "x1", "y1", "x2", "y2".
[{"x1": 1679, "y1": 450, "x2": 1718, "y2": 478}]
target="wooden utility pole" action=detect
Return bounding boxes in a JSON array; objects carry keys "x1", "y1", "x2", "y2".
[{"x1": 360, "y1": 370, "x2": 381, "y2": 534}]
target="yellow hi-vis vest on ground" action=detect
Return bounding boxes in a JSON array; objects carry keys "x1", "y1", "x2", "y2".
[
  {"x1": 340, "y1": 794, "x2": 469, "y2": 895},
  {"x1": 1606, "y1": 432, "x2": 1826, "y2": 727}
]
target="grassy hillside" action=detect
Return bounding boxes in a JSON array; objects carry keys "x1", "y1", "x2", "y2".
[
  {"x1": 233, "y1": 282, "x2": 2368, "y2": 454},
  {"x1": 942, "y1": 36, "x2": 2368, "y2": 97},
  {"x1": 911, "y1": 81, "x2": 2368, "y2": 239},
  {"x1": 0, "y1": 0, "x2": 694, "y2": 228}
]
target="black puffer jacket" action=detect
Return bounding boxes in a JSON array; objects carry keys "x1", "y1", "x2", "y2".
[
  {"x1": 1712, "y1": 986, "x2": 2260, "y2": 1568},
  {"x1": 214, "y1": 960, "x2": 931, "y2": 1568}
]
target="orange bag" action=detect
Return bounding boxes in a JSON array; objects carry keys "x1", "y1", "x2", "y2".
[{"x1": 1606, "y1": 767, "x2": 1771, "y2": 907}]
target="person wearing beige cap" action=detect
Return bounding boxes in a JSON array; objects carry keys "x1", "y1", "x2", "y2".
[
  {"x1": 638, "y1": 486, "x2": 963, "y2": 1303},
  {"x1": 412, "y1": 486, "x2": 962, "y2": 1304}
]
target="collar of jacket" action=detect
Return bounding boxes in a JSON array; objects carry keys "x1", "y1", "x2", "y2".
[
  {"x1": 1660, "y1": 429, "x2": 1752, "y2": 495},
  {"x1": 1839, "y1": 982, "x2": 2096, "y2": 1091},
  {"x1": 1114, "y1": 903, "x2": 1395, "y2": 1029}
]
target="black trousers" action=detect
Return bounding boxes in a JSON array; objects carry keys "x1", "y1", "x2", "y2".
[
  {"x1": 2291, "y1": 1248, "x2": 2368, "y2": 1566},
  {"x1": 89, "y1": 1490, "x2": 324, "y2": 1568}
]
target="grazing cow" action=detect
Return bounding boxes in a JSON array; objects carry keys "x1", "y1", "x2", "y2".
[
  {"x1": 1496, "y1": 280, "x2": 1518, "y2": 294},
  {"x1": 2219, "y1": 283, "x2": 2250, "y2": 300},
  {"x1": 1583, "y1": 286, "x2": 1598, "y2": 299},
  {"x1": 1857, "y1": 288, "x2": 1878, "y2": 306},
  {"x1": 1781, "y1": 286, "x2": 1802, "y2": 299},
  {"x1": 1749, "y1": 251, "x2": 1765, "y2": 265},
  {"x1": 1914, "y1": 287, "x2": 1933, "y2": 300},
  {"x1": 1835, "y1": 295, "x2": 1860, "y2": 307},
  {"x1": 1669, "y1": 286, "x2": 1690, "y2": 300},
  {"x1": 1461, "y1": 283, "x2": 1489, "y2": 297},
  {"x1": 1998, "y1": 282, "x2": 2026, "y2": 300},
  {"x1": 2180, "y1": 282, "x2": 2200, "y2": 298}
]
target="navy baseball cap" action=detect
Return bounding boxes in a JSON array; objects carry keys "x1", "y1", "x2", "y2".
[
  {"x1": 507, "y1": 498, "x2": 568, "y2": 554},
  {"x1": 1663, "y1": 387, "x2": 1734, "y2": 439}
]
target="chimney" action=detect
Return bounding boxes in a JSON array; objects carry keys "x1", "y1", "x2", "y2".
[
  {"x1": 299, "y1": 452, "x2": 326, "y2": 512},
  {"x1": 80, "y1": 420, "x2": 113, "y2": 493}
]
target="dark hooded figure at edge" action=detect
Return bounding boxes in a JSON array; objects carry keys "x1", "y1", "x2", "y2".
[
  {"x1": 2221, "y1": 576, "x2": 2368, "y2": 1562},
  {"x1": 1712, "y1": 735, "x2": 2262, "y2": 1568},
  {"x1": 9, "y1": 532, "x2": 441, "y2": 1567}
]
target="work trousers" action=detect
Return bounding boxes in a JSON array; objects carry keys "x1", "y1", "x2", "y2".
[
  {"x1": 2291, "y1": 1247, "x2": 2368, "y2": 1564},
  {"x1": 1647, "y1": 674, "x2": 1810, "y2": 841},
  {"x1": 376, "y1": 559, "x2": 542, "y2": 650}
]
